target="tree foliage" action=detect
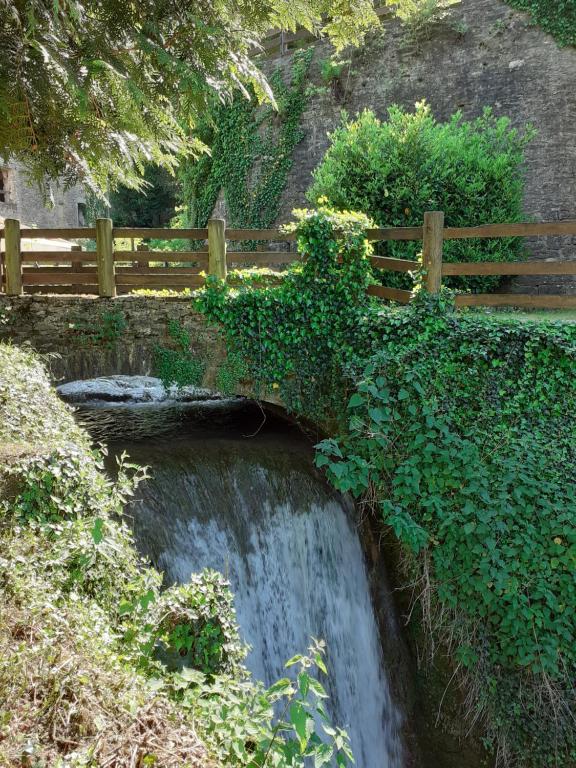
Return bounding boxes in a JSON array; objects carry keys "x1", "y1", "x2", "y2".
[{"x1": 0, "y1": 0, "x2": 380, "y2": 195}]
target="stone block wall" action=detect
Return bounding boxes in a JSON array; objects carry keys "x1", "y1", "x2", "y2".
[{"x1": 0, "y1": 295, "x2": 217, "y2": 384}]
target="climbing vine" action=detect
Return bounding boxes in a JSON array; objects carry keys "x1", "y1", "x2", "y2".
[
  {"x1": 192, "y1": 208, "x2": 576, "y2": 767},
  {"x1": 178, "y1": 49, "x2": 313, "y2": 236},
  {"x1": 196, "y1": 205, "x2": 376, "y2": 419},
  {"x1": 504, "y1": 0, "x2": 576, "y2": 46}
]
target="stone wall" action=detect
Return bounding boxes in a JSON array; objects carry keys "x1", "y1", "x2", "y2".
[
  {"x1": 0, "y1": 295, "x2": 217, "y2": 384},
  {"x1": 229, "y1": 0, "x2": 576, "y2": 294}
]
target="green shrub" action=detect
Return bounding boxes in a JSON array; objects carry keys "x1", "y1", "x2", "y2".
[
  {"x1": 148, "y1": 571, "x2": 248, "y2": 676},
  {"x1": 196, "y1": 206, "x2": 375, "y2": 419},
  {"x1": 194, "y1": 211, "x2": 576, "y2": 767},
  {"x1": 308, "y1": 102, "x2": 534, "y2": 292}
]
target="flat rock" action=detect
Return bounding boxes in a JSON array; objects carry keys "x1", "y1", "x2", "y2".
[{"x1": 57, "y1": 375, "x2": 223, "y2": 404}]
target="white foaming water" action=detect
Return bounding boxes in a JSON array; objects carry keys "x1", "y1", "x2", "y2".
[{"x1": 118, "y1": 434, "x2": 404, "y2": 768}]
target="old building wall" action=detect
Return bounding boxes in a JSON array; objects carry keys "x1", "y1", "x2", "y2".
[
  {"x1": 253, "y1": 0, "x2": 576, "y2": 293},
  {"x1": 0, "y1": 161, "x2": 86, "y2": 229}
]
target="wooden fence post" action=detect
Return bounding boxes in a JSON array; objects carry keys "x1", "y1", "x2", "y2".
[
  {"x1": 70, "y1": 244, "x2": 83, "y2": 295},
  {"x1": 422, "y1": 211, "x2": 444, "y2": 294},
  {"x1": 4, "y1": 218, "x2": 22, "y2": 296},
  {"x1": 208, "y1": 218, "x2": 227, "y2": 280},
  {"x1": 95, "y1": 218, "x2": 116, "y2": 298}
]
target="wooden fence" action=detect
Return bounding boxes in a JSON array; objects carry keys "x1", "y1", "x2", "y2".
[{"x1": 2, "y1": 213, "x2": 576, "y2": 307}]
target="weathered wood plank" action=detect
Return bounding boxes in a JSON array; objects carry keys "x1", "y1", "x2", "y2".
[
  {"x1": 112, "y1": 227, "x2": 208, "y2": 239},
  {"x1": 455, "y1": 294, "x2": 576, "y2": 308},
  {"x1": 370, "y1": 255, "x2": 419, "y2": 272},
  {"x1": 22, "y1": 272, "x2": 98, "y2": 285},
  {"x1": 444, "y1": 221, "x2": 576, "y2": 240},
  {"x1": 18, "y1": 227, "x2": 96, "y2": 239},
  {"x1": 367, "y1": 284, "x2": 412, "y2": 303},
  {"x1": 443, "y1": 260, "x2": 576, "y2": 276},
  {"x1": 422, "y1": 211, "x2": 444, "y2": 294},
  {"x1": 96, "y1": 218, "x2": 116, "y2": 298},
  {"x1": 225, "y1": 228, "x2": 297, "y2": 241},
  {"x1": 366, "y1": 227, "x2": 423, "y2": 242},
  {"x1": 115, "y1": 274, "x2": 206, "y2": 287},
  {"x1": 228, "y1": 251, "x2": 297, "y2": 264},
  {"x1": 4, "y1": 219, "x2": 22, "y2": 295},
  {"x1": 21, "y1": 251, "x2": 97, "y2": 263},
  {"x1": 115, "y1": 267, "x2": 205, "y2": 275},
  {"x1": 114, "y1": 250, "x2": 209, "y2": 263}
]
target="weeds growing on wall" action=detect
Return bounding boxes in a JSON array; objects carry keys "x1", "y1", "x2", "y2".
[
  {"x1": 68, "y1": 309, "x2": 127, "y2": 348},
  {"x1": 504, "y1": 0, "x2": 576, "y2": 46},
  {"x1": 194, "y1": 208, "x2": 576, "y2": 767}
]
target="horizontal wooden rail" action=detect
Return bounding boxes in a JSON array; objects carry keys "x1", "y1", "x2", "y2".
[
  {"x1": 22, "y1": 272, "x2": 97, "y2": 285},
  {"x1": 228, "y1": 252, "x2": 297, "y2": 265},
  {"x1": 21, "y1": 251, "x2": 97, "y2": 263},
  {"x1": 444, "y1": 220, "x2": 576, "y2": 240},
  {"x1": 367, "y1": 285, "x2": 412, "y2": 303},
  {"x1": 443, "y1": 260, "x2": 576, "y2": 276},
  {"x1": 114, "y1": 251, "x2": 209, "y2": 263},
  {"x1": 226, "y1": 228, "x2": 296, "y2": 242},
  {"x1": 112, "y1": 227, "x2": 208, "y2": 239},
  {"x1": 116, "y1": 274, "x2": 206, "y2": 288},
  {"x1": 371, "y1": 255, "x2": 419, "y2": 272},
  {"x1": 16, "y1": 227, "x2": 96, "y2": 239},
  {"x1": 455, "y1": 294, "x2": 576, "y2": 309},
  {"x1": 366, "y1": 227, "x2": 423, "y2": 242}
]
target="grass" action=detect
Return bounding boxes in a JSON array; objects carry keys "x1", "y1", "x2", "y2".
[{"x1": 472, "y1": 309, "x2": 576, "y2": 323}]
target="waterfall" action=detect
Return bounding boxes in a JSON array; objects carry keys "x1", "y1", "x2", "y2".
[{"x1": 64, "y1": 378, "x2": 405, "y2": 768}]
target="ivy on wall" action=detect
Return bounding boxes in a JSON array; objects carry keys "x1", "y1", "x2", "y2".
[
  {"x1": 504, "y1": 0, "x2": 576, "y2": 46},
  {"x1": 190, "y1": 209, "x2": 576, "y2": 768},
  {"x1": 179, "y1": 49, "x2": 313, "y2": 233}
]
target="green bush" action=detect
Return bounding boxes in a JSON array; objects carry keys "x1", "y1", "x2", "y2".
[
  {"x1": 194, "y1": 211, "x2": 576, "y2": 767},
  {"x1": 308, "y1": 102, "x2": 534, "y2": 292}
]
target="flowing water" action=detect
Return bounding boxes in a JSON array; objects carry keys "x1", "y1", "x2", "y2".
[{"x1": 64, "y1": 377, "x2": 404, "y2": 768}]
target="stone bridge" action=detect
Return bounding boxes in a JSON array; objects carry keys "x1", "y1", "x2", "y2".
[{"x1": 0, "y1": 294, "x2": 222, "y2": 387}]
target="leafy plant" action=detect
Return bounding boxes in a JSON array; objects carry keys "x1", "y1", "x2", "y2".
[
  {"x1": 69, "y1": 309, "x2": 127, "y2": 348},
  {"x1": 394, "y1": 0, "x2": 462, "y2": 42},
  {"x1": 154, "y1": 319, "x2": 205, "y2": 388},
  {"x1": 195, "y1": 205, "x2": 375, "y2": 419},
  {"x1": 166, "y1": 639, "x2": 353, "y2": 768},
  {"x1": 308, "y1": 102, "x2": 535, "y2": 292},
  {"x1": 0, "y1": 1, "x2": 379, "y2": 195},
  {"x1": 191, "y1": 208, "x2": 576, "y2": 767},
  {"x1": 316, "y1": 293, "x2": 576, "y2": 767},
  {"x1": 173, "y1": 50, "x2": 314, "y2": 246}
]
